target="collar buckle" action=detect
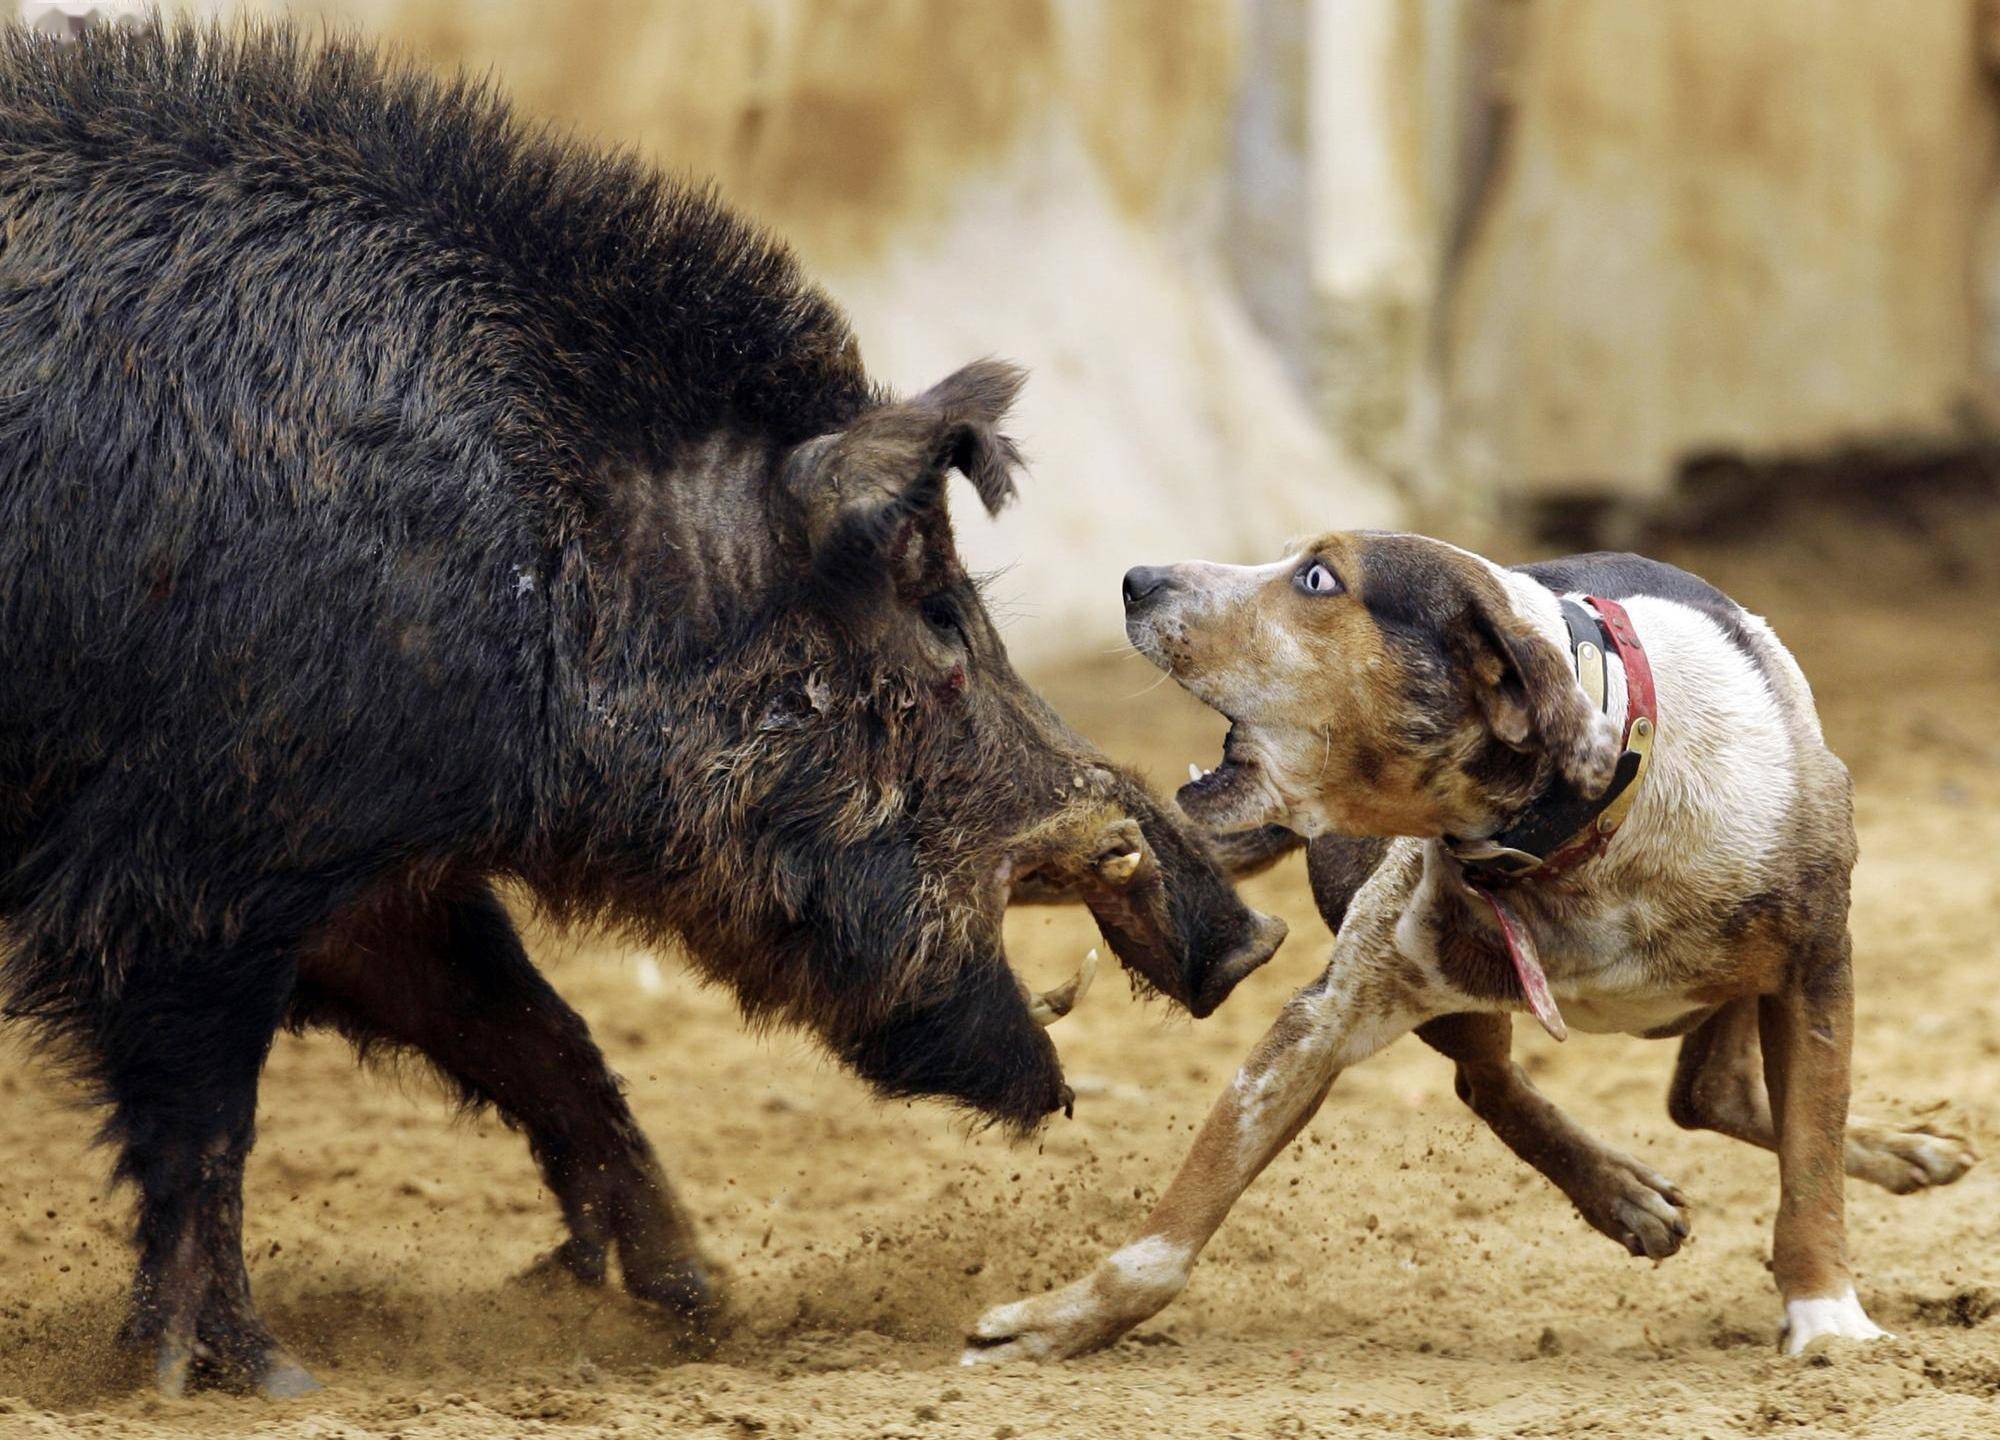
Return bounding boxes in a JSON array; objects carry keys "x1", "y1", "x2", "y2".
[
  {"x1": 1445, "y1": 837, "x2": 1546, "y2": 879},
  {"x1": 1596, "y1": 713, "x2": 1655, "y2": 833}
]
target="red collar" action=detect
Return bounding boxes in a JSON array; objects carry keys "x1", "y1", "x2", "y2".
[
  {"x1": 1453, "y1": 594, "x2": 1659, "y2": 1041},
  {"x1": 1534, "y1": 595, "x2": 1657, "y2": 879},
  {"x1": 1448, "y1": 595, "x2": 1658, "y2": 883}
]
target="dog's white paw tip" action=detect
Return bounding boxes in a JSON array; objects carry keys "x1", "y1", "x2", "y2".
[
  {"x1": 969, "y1": 1304, "x2": 1025, "y2": 1342},
  {"x1": 960, "y1": 1333, "x2": 1044, "y2": 1367},
  {"x1": 1781, "y1": 1291, "x2": 1890, "y2": 1356},
  {"x1": 1908, "y1": 1133, "x2": 1976, "y2": 1183}
]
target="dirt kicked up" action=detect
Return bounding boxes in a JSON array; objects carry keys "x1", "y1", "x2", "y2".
[{"x1": 3, "y1": 497, "x2": 1998, "y2": 1438}]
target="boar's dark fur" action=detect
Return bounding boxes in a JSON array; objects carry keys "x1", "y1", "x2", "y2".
[{"x1": 0, "y1": 21, "x2": 1283, "y2": 1396}]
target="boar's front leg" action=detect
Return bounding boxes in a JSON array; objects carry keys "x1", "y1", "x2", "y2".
[
  {"x1": 290, "y1": 882, "x2": 716, "y2": 1329},
  {"x1": 87, "y1": 937, "x2": 319, "y2": 1399}
]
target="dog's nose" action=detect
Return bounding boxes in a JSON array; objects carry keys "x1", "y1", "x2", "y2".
[{"x1": 1122, "y1": 565, "x2": 1174, "y2": 609}]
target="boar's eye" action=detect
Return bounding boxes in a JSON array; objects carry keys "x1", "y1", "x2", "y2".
[
  {"x1": 920, "y1": 592, "x2": 966, "y2": 647},
  {"x1": 1295, "y1": 561, "x2": 1342, "y2": 596}
]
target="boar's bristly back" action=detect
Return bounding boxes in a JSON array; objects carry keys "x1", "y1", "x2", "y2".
[{"x1": 0, "y1": 20, "x2": 877, "y2": 473}]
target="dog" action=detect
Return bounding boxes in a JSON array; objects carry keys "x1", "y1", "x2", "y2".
[{"x1": 962, "y1": 531, "x2": 1976, "y2": 1364}]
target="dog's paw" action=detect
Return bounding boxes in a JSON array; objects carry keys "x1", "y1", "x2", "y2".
[
  {"x1": 1570, "y1": 1150, "x2": 1692, "y2": 1260},
  {"x1": 959, "y1": 1238, "x2": 1192, "y2": 1366},
  {"x1": 959, "y1": 1285, "x2": 1134, "y2": 1367},
  {"x1": 1781, "y1": 1289, "x2": 1890, "y2": 1356},
  {"x1": 1845, "y1": 1121, "x2": 1978, "y2": 1194}
]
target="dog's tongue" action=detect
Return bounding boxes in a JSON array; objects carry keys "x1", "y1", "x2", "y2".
[{"x1": 1467, "y1": 886, "x2": 1568, "y2": 1042}]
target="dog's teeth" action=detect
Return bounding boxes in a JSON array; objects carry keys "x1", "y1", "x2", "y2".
[{"x1": 1189, "y1": 763, "x2": 1204, "y2": 783}]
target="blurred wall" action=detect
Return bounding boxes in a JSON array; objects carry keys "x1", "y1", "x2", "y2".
[
  {"x1": 27, "y1": 1, "x2": 2000, "y2": 654},
  {"x1": 1444, "y1": 0, "x2": 1998, "y2": 503},
  {"x1": 183, "y1": 0, "x2": 1398, "y2": 664},
  {"x1": 253, "y1": 0, "x2": 2000, "y2": 535},
  {"x1": 1270, "y1": 0, "x2": 2000, "y2": 513}
]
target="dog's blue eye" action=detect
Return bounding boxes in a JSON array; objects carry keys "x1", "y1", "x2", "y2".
[{"x1": 1296, "y1": 562, "x2": 1341, "y2": 596}]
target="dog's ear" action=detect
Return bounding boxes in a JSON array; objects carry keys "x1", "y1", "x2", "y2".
[{"x1": 1462, "y1": 590, "x2": 1621, "y2": 798}]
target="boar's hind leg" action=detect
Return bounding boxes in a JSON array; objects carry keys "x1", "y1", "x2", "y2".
[
  {"x1": 290, "y1": 882, "x2": 716, "y2": 1327},
  {"x1": 95, "y1": 947, "x2": 319, "y2": 1399}
]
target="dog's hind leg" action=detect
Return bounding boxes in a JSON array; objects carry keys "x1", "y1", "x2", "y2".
[
  {"x1": 1667, "y1": 998, "x2": 1975, "y2": 1194},
  {"x1": 1756, "y1": 935, "x2": 1893, "y2": 1353},
  {"x1": 1419, "y1": 1012, "x2": 1691, "y2": 1259}
]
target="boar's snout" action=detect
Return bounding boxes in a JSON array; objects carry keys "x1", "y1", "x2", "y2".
[
  {"x1": 1077, "y1": 850, "x2": 1286, "y2": 1016},
  {"x1": 1189, "y1": 906, "x2": 1288, "y2": 1018},
  {"x1": 1009, "y1": 785, "x2": 1287, "y2": 1015}
]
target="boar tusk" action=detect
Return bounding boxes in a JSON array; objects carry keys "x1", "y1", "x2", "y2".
[
  {"x1": 1098, "y1": 849, "x2": 1143, "y2": 885},
  {"x1": 1029, "y1": 948, "x2": 1099, "y2": 1027}
]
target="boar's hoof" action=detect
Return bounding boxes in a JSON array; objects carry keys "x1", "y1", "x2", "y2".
[
  {"x1": 520, "y1": 1235, "x2": 611, "y2": 1289},
  {"x1": 624, "y1": 1255, "x2": 723, "y2": 1332},
  {"x1": 253, "y1": 1356, "x2": 324, "y2": 1401},
  {"x1": 142, "y1": 1331, "x2": 321, "y2": 1401},
  {"x1": 150, "y1": 1331, "x2": 195, "y2": 1400},
  {"x1": 524, "y1": 1241, "x2": 721, "y2": 1345},
  {"x1": 124, "y1": 1281, "x2": 322, "y2": 1400}
]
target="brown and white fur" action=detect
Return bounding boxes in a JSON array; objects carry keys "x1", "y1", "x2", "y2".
[{"x1": 962, "y1": 531, "x2": 1975, "y2": 1364}]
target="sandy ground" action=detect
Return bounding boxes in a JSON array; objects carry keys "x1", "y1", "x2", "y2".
[{"x1": 4, "y1": 499, "x2": 1999, "y2": 1438}]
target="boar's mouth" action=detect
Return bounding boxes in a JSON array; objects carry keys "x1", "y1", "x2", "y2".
[
  {"x1": 849, "y1": 799, "x2": 1287, "y2": 1131},
  {"x1": 1020, "y1": 946, "x2": 1098, "y2": 1028}
]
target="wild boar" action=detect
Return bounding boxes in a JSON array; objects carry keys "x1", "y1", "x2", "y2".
[{"x1": 0, "y1": 22, "x2": 1283, "y2": 1396}]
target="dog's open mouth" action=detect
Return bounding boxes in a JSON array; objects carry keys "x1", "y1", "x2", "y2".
[{"x1": 1176, "y1": 723, "x2": 1269, "y2": 831}]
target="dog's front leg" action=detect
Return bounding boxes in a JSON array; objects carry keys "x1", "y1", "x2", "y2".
[
  {"x1": 961, "y1": 962, "x2": 1424, "y2": 1364},
  {"x1": 1760, "y1": 936, "x2": 1887, "y2": 1354}
]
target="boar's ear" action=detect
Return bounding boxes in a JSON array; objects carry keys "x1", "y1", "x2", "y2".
[
  {"x1": 788, "y1": 359, "x2": 1028, "y2": 590},
  {"x1": 905, "y1": 358, "x2": 1028, "y2": 516},
  {"x1": 1461, "y1": 584, "x2": 1621, "y2": 799}
]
